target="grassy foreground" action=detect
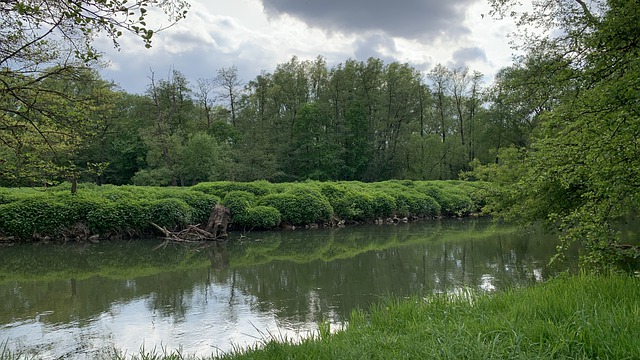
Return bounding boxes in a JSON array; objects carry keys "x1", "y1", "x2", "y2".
[
  {"x1": 4, "y1": 274, "x2": 638, "y2": 359},
  {"x1": 215, "y1": 274, "x2": 639, "y2": 360},
  {"x1": 102, "y1": 274, "x2": 640, "y2": 359}
]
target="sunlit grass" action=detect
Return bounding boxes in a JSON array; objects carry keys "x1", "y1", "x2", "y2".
[
  {"x1": 5, "y1": 275, "x2": 636, "y2": 360},
  {"x1": 216, "y1": 273, "x2": 640, "y2": 360}
]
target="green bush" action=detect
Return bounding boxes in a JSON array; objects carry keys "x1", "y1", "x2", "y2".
[
  {"x1": 333, "y1": 192, "x2": 374, "y2": 221},
  {"x1": 222, "y1": 191, "x2": 256, "y2": 218},
  {"x1": 437, "y1": 189, "x2": 475, "y2": 216},
  {"x1": 370, "y1": 192, "x2": 397, "y2": 218},
  {"x1": 0, "y1": 180, "x2": 497, "y2": 241},
  {"x1": 319, "y1": 182, "x2": 349, "y2": 205},
  {"x1": 0, "y1": 196, "x2": 71, "y2": 239},
  {"x1": 393, "y1": 192, "x2": 440, "y2": 217},
  {"x1": 170, "y1": 191, "x2": 220, "y2": 225},
  {"x1": 148, "y1": 198, "x2": 191, "y2": 229},
  {"x1": 233, "y1": 206, "x2": 282, "y2": 230},
  {"x1": 191, "y1": 181, "x2": 273, "y2": 198},
  {"x1": 454, "y1": 181, "x2": 498, "y2": 213},
  {"x1": 57, "y1": 193, "x2": 107, "y2": 225},
  {"x1": 86, "y1": 199, "x2": 151, "y2": 234},
  {"x1": 261, "y1": 188, "x2": 333, "y2": 225}
]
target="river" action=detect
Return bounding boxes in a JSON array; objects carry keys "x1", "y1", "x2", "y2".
[{"x1": 0, "y1": 218, "x2": 567, "y2": 359}]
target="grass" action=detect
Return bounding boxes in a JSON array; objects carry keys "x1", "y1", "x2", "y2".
[
  {"x1": 1, "y1": 341, "x2": 36, "y2": 360},
  {"x1": 215, "y1": 273, "x2": 640, "y2": 360},
  {"x1": 4, "y1": 274, "x2": 638, "y2": 359},
  {"x1": 131, "y1": 273, "x2": 636, "y2": 359}
]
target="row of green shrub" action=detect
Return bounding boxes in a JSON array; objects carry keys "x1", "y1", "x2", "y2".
[
  {"x1": 203, "y1": 180, "x2": 498, "y2": 227},
  {"x1": 0, "y1": 180, "x2": 499, "y2": 241},
  {"x1": 0, "y1": 185, "x2": 221, "y2": 240}
]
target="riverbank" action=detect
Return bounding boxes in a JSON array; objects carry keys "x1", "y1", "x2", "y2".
[
  {"x1": 105, "y1": 273, "x2": 637, "y2": 360},
  {"x1": 0, "y1": 180, "x2": 498, "y2": 243}
]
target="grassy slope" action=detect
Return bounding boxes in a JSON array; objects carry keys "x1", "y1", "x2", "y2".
[{"x1": 216, "y1": 274, "x2": 639, "y2": 360}]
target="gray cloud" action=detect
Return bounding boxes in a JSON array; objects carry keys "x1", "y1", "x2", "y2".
[
  {"x1": 353, "y1": 33, "x2": 397, "y2": 62},
  {"x1": 261, "y1": 0, "x2": 477, "y2": 41},
  {"x1": 448, "y1": 46, "x2": 488, "y2": 69}
]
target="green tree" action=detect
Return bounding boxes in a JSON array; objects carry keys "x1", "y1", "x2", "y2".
[
  {"x1": 291, "y1": 102, "x2": 338, "y2": 180},
  {"x1": 0, "y1": 0, "x2": 189, "y2": 188},
  {"x1": 232, "y1": 72, "x2": 282, "y2": 182},
  {"x1": 487, "y1": 0, "x2": 640, "y2": 268},
  {"x1": 139, "y1": 69, "x2": 196, "y2": 186},
  {"x1": 214, "y1": 66, "x2": 243, "y2": 127},
  {"x1": 83, "y1": 93, "x2": 149, "y2": 185},
  {"x1": 0, "y1": 67, "x2": 118, "y2": 189},
  {"x1": 176, "y1": 131, "x2": 230, "y2": 185}
]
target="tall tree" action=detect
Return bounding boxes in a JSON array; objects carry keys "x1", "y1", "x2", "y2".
[
  {"x1": 138, "y1": 69, "x2": 194, "y2": 186},
  {"x1": 214, "y1": 66, "x2": 243, "y2": 127},
  {"x1": 487, "y1": 0, "x2": 640, "y2": 267},
  {"x1": 0, "y1": 0, "x2": 189, "y2": 188},
  {"x1": 0, "y1": 67, "x2": 118, "y2": 189}
]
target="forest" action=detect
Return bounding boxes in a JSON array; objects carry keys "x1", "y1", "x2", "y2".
[
  {"x1": 1, "y1": 0, "x2": 639, "y2": 267},
  {"x1": 0, "y1": 58, "x2": 524, "y2": 187}
]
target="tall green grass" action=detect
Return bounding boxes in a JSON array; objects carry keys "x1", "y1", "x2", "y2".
[
  {"x1": 216, "y1": 273, "x2": 639, "y2": 360},
  {"x1": 5, "y1": 275, "x2": 635, "y2": 359}
]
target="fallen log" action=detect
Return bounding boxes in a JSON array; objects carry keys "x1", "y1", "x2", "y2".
[{"x1": 150, "y1": 203, "x2": 231, "y2": 242}]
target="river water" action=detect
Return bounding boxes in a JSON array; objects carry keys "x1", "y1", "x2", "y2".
[{"x1": 0, "y1": 218, "x2": 567, "y2": 359}]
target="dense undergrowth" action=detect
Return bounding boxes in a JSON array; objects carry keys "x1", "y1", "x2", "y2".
[{"x1": 0, "y1": 180, "x2": 498, "y2": 242}]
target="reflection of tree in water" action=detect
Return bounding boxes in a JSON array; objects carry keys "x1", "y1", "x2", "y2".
[
  {"x1": 207, "y1": 243, "x2": 230, "y2": 272},
  {"x1": 223, "y1": 221, "x2": 564, "y2": 323},
  {"x1": 142, "y1": 270, "x2": 209, "y2": 321},
  {"x1": 0, "y1": 219, "x2": 572, "y2": 341}
]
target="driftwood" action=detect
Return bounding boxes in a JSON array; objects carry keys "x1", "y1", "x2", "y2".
[
  {"x1": 151, "y1": 203, "x2": 230, "y2": 243},
  {"x1": 151, "y1": 223, "x2": 215, "y2": 242}
]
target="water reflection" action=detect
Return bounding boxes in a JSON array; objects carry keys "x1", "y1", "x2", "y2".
[{"x1": 0, "y1": 218, "x2": 566, "y2": 359}]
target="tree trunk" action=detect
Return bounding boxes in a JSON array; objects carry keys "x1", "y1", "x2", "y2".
[{"x1": 205, "y1": 203, "x2": 230, "y2": 239}]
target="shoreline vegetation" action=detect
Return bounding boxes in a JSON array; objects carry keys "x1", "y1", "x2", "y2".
[
  {"x1": 0, "y1": 180, "x2": 498, "y2": 243},
  {"x1": 202, "y1": 273, "x2": 640, "y2": 360},
  {"x1": 5, "y1": 274, "x2": 636, "y2": 360}
]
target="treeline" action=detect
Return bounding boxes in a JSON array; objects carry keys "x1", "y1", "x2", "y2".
[
  {"x1": 0, "y1": 58, "x2": 536, "y2": 187},
  {"x1": 0, "y1": 180, "x2": 495, "y2": 242}
]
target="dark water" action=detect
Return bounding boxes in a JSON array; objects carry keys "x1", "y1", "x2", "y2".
[{"x1": 0, "y1": 218, "x2": 566, "y2": 359}]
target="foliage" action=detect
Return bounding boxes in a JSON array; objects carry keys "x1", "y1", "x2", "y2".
[
  {"x1": 480, "y1": 0, "x2": 640, "y2": 268},
  {"x1": 233, "y1": 206, "x2": 282, "y2": 230},
  {"x1": 222, "y1": 191, "x2": 255, "y2": 217},
  {"x1": 148, "y1": 198, "x2": 191, "y2": 229},
  {"x1": 211, "y1": 274, "x2": 640, "y2": 360},
  {"x1": 85, "y1": 199, "x2": 150, "y2": 235},
  {"x1": 369, "y1": 192, "x2": 397, "y2": 218},
  {"x1": 332, "y1": 191, "x2": 375, "y2": 222},
  {"x1": 260, "y1": 187, "x2": 333, "y2": 225},
  {"x1": 168, "y1": 191, "x2": 220, "y2": 226},
  {"x1": 0, "y1": 1, "x2": 189, "y2": 189},
  {"x1": 192, "y1": 181, "x2": 274, "y2": 198},
  {"x1": 0, "y1": 196, "x2": 68, "y2": 238},
  {"x1": 0, "y1": 180, "x2": 497, "y2": 241}
]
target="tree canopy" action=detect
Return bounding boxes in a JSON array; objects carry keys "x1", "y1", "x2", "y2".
[
  {"x1": 481, "y1": 0, "x2": 640, "y2": 268},
  {"x1": 0, "y1": 0, "x2": 189, "y2": 189}
]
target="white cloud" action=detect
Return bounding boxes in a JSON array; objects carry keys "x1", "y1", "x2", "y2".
[{"x1": 96, "y1": 0, "x2": 518, "y2": 93}]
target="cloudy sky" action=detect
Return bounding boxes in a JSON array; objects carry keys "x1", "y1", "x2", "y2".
[{"x1": 96, "y1": 0, "x2": 518, "y2": 94}]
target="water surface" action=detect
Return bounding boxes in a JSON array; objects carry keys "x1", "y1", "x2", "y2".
[{"x1": 0, "y1": 218, "x2": 564, "y2": 358}]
